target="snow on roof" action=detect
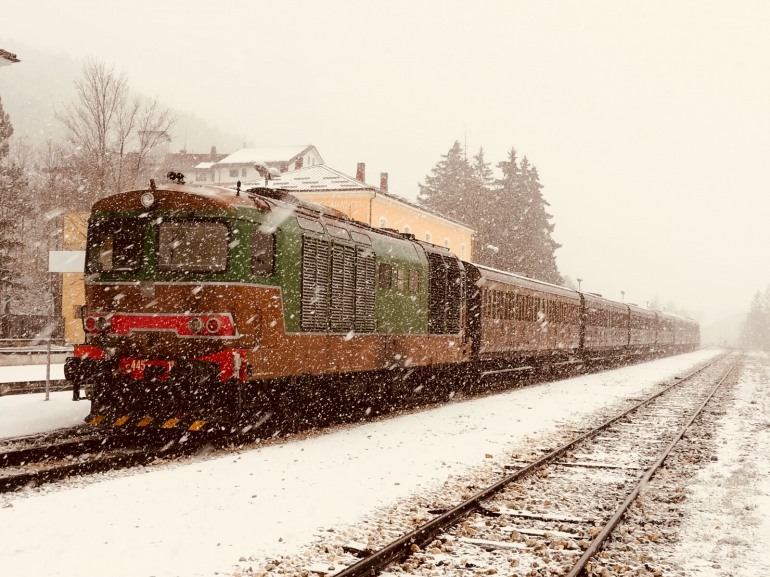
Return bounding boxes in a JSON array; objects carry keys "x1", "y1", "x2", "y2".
[
  {"x1": 246, "y1": 165, "x2": 474, "y2": 231},
  {"x1": 215, "y1": 145, "x2": 317, "y2": 165},
  {"x1": 194, "y1": 161, "x2": 215, "y2": 169},
  {"x1": 0, "y1": 49, "x2": 20, "y2": 67},
  {"x1": 264, "y1": 164, "x2": 376, "y2": 192}
]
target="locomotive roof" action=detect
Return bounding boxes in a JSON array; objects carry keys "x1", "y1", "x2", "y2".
[
  {"x1": 92, "y1": 183, "x2": 271, "y2": 212},
  {"x1": 91, "y1": 182, "x2": 444, "y2": 249}
]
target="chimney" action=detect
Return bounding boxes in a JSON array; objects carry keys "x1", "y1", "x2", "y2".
[
  {"x1": 356, "y1": 162, "x2": 366, "y2": 182},
  {"x1": 380, "y1": 172, "x2": 388, "y2": 192},
  {"x1": 295, "y1": 156, "x2": 304, "y2": 170},
  {"x1": 210, "y1": 145, "x2": 217, "y2": 160}
]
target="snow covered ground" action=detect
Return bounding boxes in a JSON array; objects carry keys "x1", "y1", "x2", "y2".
[
  {"x1": 0, "y1": 361, "x2": 64, "y2": 383},
  {"x1": 672, "y1": 350, "x2": 770, "y2": 575},
  {"x1": 0, "y1": 348, "x2": 766, "y2": 576}
]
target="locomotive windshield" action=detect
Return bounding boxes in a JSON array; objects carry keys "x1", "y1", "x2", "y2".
[
  {"x1": 86, "y1": 218, "x2": 144, "y2": 272},
  {"x1": 157, "y1": 220, "x2": 229, "y2": 272}
]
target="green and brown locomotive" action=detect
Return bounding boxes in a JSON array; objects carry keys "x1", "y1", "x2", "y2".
[
  {"x1": 65, "y1": 180, "x2": 469, "y2": 431},
  {"x1": 65, "y1": 178, "x2": 699, "y2": 432}
]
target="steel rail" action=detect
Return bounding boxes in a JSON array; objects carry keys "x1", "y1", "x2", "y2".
[
  {"x1": 0, "y1": 451, "x2": 154, "y2": 492},
  {"x1": 0, "y1": 436, "x2": 132, "y2": 468},
  {"x1": 564, "y1": 357, "x2": 738, "y2": 577},
  {"x1": 330, "y1": 353, "x2": 728, "y2": 577},
  {"x1": 0, "y1": 429, "x2": 232, "y2": 493}
]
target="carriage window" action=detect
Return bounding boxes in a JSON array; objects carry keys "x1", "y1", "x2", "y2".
[
  {"x1": 86, "y1": 219, "x2": 144, "y2": 272},
  {"x1": 158, "y1": 221, "x2": 228, "y2": 272},
  {"x1": 252, "y1": 231, "x2": 275, "y2": 275}
]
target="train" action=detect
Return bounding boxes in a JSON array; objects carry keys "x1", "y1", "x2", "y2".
[{"x1": 64, "y1": 178, "x2": 700, "y2": 432}]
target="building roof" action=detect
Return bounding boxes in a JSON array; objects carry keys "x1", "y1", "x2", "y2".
[
  {"x1": 0, "y1": 49, "x2": 20, "y2": 67},
  {"x1": 214, "y1": 145, "x2": 319, "y2": 166},
  {"x1": 264, "y1": 164, "x2": 376, "y2": 192},
  {"x1": 245, "y1": 165, "x2": 474, "y2": 232}
]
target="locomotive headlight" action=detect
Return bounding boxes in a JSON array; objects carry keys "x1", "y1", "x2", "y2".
[
  {"x1": 84, "y1": 317, "x2": 98, "y2": 332},
  {"x1": 140, "y1": 191, "x2": 155, "y2": 208},
  {"x1": 188, "y1": 317, "x2": 203, "y2": 334},
  {"x1": 205, "y1": 317, "x2": 221, "y2": 334},
  {"x1": 96, "y1": 316, "x2": 111, "y2": 332}
]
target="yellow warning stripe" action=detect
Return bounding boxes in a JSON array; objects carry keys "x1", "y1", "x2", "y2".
[
  {"x1": 188, "y1": 420, "x2": 207, "y2": 431},
  {"x1": 161, "y1": 418, "x2": 180, "y2": 429},
  {"x1": 89, "y1": 415, "x2": 106, "y2": 426},
  {"x1": 114, "y1": 416, "x2": 130, "y2": 427},
  {"x1": 137, "y1": 416, "x2": 153, "y2": 427}
]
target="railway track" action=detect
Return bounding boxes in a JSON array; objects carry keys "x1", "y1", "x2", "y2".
[
  {"x1": 272, "y1": 352, "x2": 736, "y2": 577},
  {"x1": 0, "y1": 429, "x2": 211, "y2": 493}
]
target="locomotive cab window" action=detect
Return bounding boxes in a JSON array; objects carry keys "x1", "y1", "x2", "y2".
[
  {"x1": 252, "y1": 231, "x2": 275, "y2": 275},
  {"x1": 157, "y1": 220, "x2": 229, "y2": 272},
  {"x1": 86, "y1": 218, "x2": 144, "y2": 272}
]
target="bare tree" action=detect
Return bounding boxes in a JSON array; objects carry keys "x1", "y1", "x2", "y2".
[{"x1": 56, "y1": 59, "x2": 174, "y2": 208}]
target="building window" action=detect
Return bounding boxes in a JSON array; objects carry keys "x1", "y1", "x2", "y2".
[
  {"x1": 229, "y1": 169, "x2": 239, "y2": 178},
  {"x1": 379, "y1": 217, "x2": 387, "y2": 228},
  {"x1": 461, "y1": 244, "x2": 466, "y2": 259},
  {"x1": 403, "y1": 225, "x2": 411, "y2": 234},
  {"x1": 196, "y1": 172, "x2": 207, "y2": 181},
  {"x1": 443, "y1": 238, "x2": 450, "y2": 248},
  {"x1": 425, "y1": 232, "x2": 432, "y2": 243}
]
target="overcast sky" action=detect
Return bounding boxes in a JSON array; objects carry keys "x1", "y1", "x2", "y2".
[{"x1": 3, "y1": 0, "x2": 769, "y2": 325}]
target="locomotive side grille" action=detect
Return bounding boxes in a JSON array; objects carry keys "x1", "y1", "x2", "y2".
[
  {"x1": 428, "y1": 253, "x2": 447, "y2": 334},
  {"x1": 445, "y1": 257, "x2": 464, "y2": 334},
  {"x1": 302, "y1": 233, "x2": 377, "y2": 333},
  {"x1": 330, "y1": 243, "x2": 356, "y2": 331},
  {"x1": 427, "y1": 253, "x2": 463, "y2": 334},
  {"x1": 301, "y1": 236, "x2": 330, "y2": 331},
  {"x1": 354, "y1": 246, "x2": 376, "y2": 332}
]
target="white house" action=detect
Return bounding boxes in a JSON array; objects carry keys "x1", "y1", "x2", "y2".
[{"x1": 194, "y1": 145, "x2": 323, "y2": 184}]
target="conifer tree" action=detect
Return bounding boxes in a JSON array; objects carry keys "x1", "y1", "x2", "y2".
[
  {"x1": 741, "y1": 288, "x2": 770, "y2": 350},
  {"x1": 419, "y1": 142, "x2": 563, "y2": 284},
  {"x1": 516, "y1": 157, "x2": 562, "y2": 283},
  {"x1": 417, "y1": 140, "x2": 475, "y2": 224},
  {"x1": 473, "y1": 148, "x2": 561, "y2": 283},
  {"x1": 0, "y1": 96, "x2": 27, "y2": 317}
]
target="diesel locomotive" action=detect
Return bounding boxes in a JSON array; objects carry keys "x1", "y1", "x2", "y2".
[{"x1": 65, "y1": 179, "x2": 700, "y2": 432}]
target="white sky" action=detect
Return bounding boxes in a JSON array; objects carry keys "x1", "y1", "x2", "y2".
[{"x1": 3, "y1": 0, "x2": 770, "y2": 324}]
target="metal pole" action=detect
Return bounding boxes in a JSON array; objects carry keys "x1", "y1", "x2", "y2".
[{"x1": 45, "y1": 337, "x2": 51, "y2": 401}]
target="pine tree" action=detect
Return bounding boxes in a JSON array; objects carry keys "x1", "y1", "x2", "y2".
[
  {"x1": 419, "y1": 142, "x2": 563, "y2": 284},
  {"x1": 417, "y1": 141, "x2": 475, "y2": 223},
  {"x1": 740, "y1": 291, "x2": 767, "y2": 349},
  {"x1": 516, "y1": 157, "x2": 562, "y2": 283},
  {"x1": 0, "y1": 96, "x2": 27, "y2": 317},
  {"x1": 741, "y1": 286, "x2": 770, "y2": 350},
  {"x1": 473, "y1": 147, "x2": 522, "y2": 270},
  {"x1": 468, "y1": 148, "x2": 562, "y2": 283}
]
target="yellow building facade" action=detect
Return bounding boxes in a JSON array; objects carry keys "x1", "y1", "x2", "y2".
[{"x1": 62, "y1": 212, "x2": 89, "y2": 344}]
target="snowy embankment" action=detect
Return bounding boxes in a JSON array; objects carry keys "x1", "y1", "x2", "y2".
[
  {"x1": 0, "y1": 390, "x2": 86, "y2": 439},
  {"x1": 671, "y1": 351, "x2": 770, "y2": 575},
  {"x1": 0, "y1": 349, "x2": 738, "y2": 577}
]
